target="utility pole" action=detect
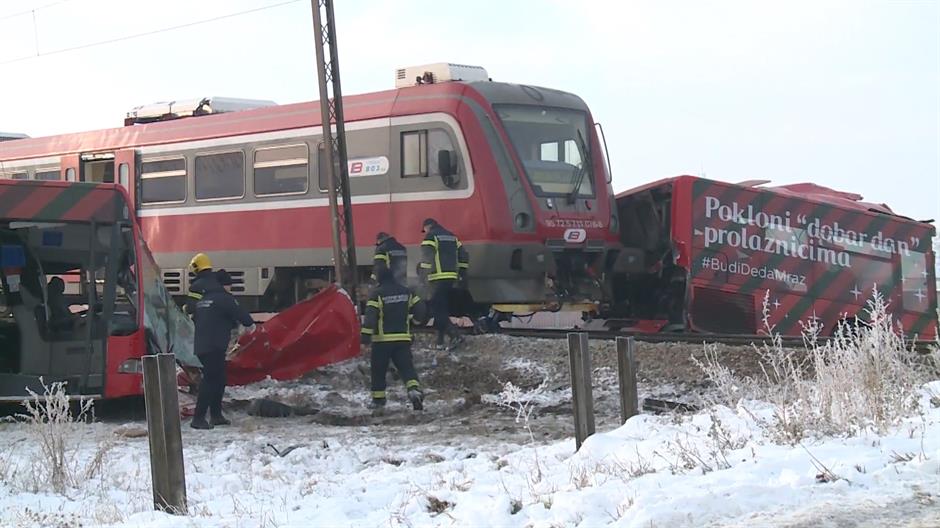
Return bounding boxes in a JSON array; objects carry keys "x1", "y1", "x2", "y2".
[{"x1": 310, "y1": 0, "x2": 358, "y2": 295}]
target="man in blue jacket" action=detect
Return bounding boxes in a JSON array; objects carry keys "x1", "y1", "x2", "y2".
[{"x1": 187, "y1": 253, "x2": 256, "y2": 430}]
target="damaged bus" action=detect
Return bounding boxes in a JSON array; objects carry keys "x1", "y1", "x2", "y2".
[{"x1": 0, "y1": 179, "x2": 195, "y2": 400}]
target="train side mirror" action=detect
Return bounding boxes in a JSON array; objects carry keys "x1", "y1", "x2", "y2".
[{"x1": 438, "y1": 150, "x2": 459, "y2": 188}]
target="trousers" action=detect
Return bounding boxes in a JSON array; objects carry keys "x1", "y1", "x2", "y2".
[
  {"x1": 370, "y1": 341, "x2": 419, "y2": 398},
  {"x1": 194, "y1": 350, "x2": 227, "y2": 419},
  {"x1": 429, "y1": 280, "x2": 455, "y2": 344}
]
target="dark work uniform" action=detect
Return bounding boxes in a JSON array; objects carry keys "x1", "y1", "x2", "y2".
[
  {"x1": 373, "y1": 236, "x2": 408, "y2": 286},
  {"x1": 191, "y1": 273, "x2": 254, "y2": 422},
  {"x1": 419, "y1": 223, "x2": 469, "y2": 345},
  {"x1": 184, "y1": 269, "x2": 215, "y2": 317},
  {"x1": 360, "y1": 274, "x2": 427, "y2": 403}
]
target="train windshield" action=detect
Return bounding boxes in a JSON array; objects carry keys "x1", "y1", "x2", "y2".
[{"x1": 495, "y1": 105, "x2": 594, "y2": 198}]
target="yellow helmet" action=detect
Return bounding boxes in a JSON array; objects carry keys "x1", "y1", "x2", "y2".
[{"x1": 189, "y1": 253, "x2": 212, "y2": 273}]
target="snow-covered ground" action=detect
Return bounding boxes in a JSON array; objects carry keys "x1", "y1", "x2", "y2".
[{"x1": 0, "y1": 336, "x2": 938, "y2": 527}]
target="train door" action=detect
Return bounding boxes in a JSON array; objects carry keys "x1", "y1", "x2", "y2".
[
  {"x1": 61, "y1": 154, "x2": 80, "y2": 182},
  {"x1": 78, "y1": 152, "x2": 115, "y2": 185},
  {"x1": 77, "y1": 150, "x2": 137, "y2": 207},
  {"x1": 114, "y1": 149, "x2": 137, "y2": 207}
]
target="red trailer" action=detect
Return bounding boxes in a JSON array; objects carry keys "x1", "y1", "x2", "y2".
[{"x1": 612, "y1": 176, "x2": 938, "y2": 339}]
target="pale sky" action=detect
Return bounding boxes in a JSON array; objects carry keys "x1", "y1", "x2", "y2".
[{"x1": 1, "y1": 0, "x2": 938, "y2": 224}]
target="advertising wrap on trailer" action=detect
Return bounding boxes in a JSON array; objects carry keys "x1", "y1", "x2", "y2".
[{"x1": 613, "y1": 175, "x2": 938, "y2": 339}]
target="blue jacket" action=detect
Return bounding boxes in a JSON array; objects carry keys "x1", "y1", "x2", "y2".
[{"x1": 191, "y1": 272, "x2": 254, "y2": 356}]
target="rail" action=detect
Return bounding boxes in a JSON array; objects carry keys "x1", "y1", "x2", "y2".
[{"x1": 416, "y1": 325, "x2": 938, "y2": 353}]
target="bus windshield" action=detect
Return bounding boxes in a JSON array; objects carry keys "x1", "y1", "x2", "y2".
[{"x1": 495, "y1": 104, "x2": 594, "y2": 199}]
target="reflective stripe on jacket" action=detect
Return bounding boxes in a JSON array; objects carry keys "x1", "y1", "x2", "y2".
[
  {"x1": 361, "y1": 281, "x2": 426, "y2": 343},
  {"x1": 419, "y1": 224, "x2": 468, "y2": 281}
]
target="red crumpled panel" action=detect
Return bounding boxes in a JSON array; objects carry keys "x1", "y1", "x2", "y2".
[{"x1": 225, "y1": 285, "x2": 360, "y2": 386}]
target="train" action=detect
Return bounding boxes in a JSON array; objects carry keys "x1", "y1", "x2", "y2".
[
  {"x1": 0, "y1": 63, "x2": 936, "y2": 339},
  {"x1": 0, "y1": 63, "x2": 626, "y2": 322}
]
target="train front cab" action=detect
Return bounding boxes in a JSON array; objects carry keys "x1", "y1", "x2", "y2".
[
  {"x1": 0, "y1": 180, "x2": 191, "y2": 401},
  {"x1": 458, "y1": 82, "x2": 626, "y2": 317}
]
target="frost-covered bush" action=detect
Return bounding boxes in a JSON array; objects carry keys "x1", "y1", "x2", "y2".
[
  {"x1": 16, "y1": 379, "x2": 112, "y2": 493},
  {"x1": 696, "y1": 289, "x2": 939, "y2": 443}
]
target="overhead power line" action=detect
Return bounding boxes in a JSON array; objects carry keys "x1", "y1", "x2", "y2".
[
  {"x1": 0, "y1": 0, "x2": 74, "y2": 22},
  {"x1": 0, "y1": 0, "x2": 302, "y2": 66}
]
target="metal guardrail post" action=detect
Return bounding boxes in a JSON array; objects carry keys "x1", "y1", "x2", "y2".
[
  {"x1": 617, "y1": 336, "x2": 639, "y2": 424},
  {"x1": 142, "y1": 353, "x2": 187, "y2": 514},
  {"x1": 567, "y1": 332, "x2": 595, "y2": 451}
]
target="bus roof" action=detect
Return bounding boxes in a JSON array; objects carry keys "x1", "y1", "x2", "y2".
[{"x1": 0, "y1": 180, "x2": 130, "y2": 224}]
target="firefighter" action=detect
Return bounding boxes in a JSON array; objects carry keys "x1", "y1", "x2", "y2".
[
  {"x1": 372, "y1": 231, "x2": 408, "y2": 285},
  {"x1": 360, "y1": 267, "x2": 427, "y2": 412},
  {"x1": 187, "y1": 253, "x2": 256, "y2": 430},
  {"x1": 418, "y1": 218, "x2": 468, "y2": 349},
  {"x1": 184, "y1": 252, "x2": 213, "y2": 317}
]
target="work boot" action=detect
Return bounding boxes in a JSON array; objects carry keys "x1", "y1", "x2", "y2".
[
  {"x1": 190, "y1": 417, "x2": 213, "y2": 430},
  {"x1": 369, "y1": 398, "x2": 386, "y2": 416},
  {"x1": 408, "y1": 388, "x2": 424, "y2": 411},
  {"x1": 210, "y1": 414, "x2": 231, "y2": 426},
  {"x1": 447, "y1": 333, "x2": 465, "y2": 351}
]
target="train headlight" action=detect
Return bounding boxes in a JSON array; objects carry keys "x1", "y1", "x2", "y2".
[
  {"x1": 515, "y1": 213, "x2": 530, "y2": 229},
  {"x1": 610, "y1": 213, "x2": 619, "y2": 232}
]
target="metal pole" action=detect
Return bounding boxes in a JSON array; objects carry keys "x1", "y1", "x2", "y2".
[
  {"x1": 617, "y1": 336, "x2": 639, "y2": 424},
  {"x1": 143, "y1": 354, "x2": 187, "y2": 514},
  {"x1": 310, "y1": 0, "x2": 358, "y2": 295},
  {"x1": 567, "y1": 332, "x2": 595, "y2": 451},
  {"x1": 324, "y1": 0, "x2": 358, "y2": 293},
  {"x1": 310, "y1": 0, "x2": 345, "y2": 287}
]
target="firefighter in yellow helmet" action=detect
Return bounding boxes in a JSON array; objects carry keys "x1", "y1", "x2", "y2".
[
  {"x1": 184, "y1": 253, "x2": 212, "y2": 316},
  {"x1": 186, "y1": 253, "x2": 255, "y2": 429}
]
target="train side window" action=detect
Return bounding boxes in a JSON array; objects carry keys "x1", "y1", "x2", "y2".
[
  {"x1": 401, "y1": 130, "x2": 428, "y2": 177},
  {"x1": 428, "y1": 128, "x2": 458, "y2": 183},
  {"x1": 254, "y1": 144, "x2": 308, "y2": 196},
  {"x1": 141, "y1": 158, "x2": 186, "y2": 204},
  {"x1": 10, "y1": 172, "x2": 28, "y2": 180},
  {"x1": 195, "y1": 151, "x2": 244, "y2": 200},
  {"x1": 35, "y1": 169, "x2": 60, "y2": 181}
]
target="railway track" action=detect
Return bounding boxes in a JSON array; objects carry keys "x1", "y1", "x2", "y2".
[{"x1": 417, "y1": 325, "x2": 938, "y2": 353}]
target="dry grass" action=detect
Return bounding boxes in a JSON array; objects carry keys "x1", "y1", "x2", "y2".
[
  {"x1": 696, "y1": 289, "x2": 939, "y2": 443},
  {"x1": 14, "y1": 379, "x2": 114, "y2": 494}
]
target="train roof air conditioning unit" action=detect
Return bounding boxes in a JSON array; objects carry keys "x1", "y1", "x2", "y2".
[
  {"x1": 0, "y1": 132, "x2": 29, "y2": 142},
  {"x1": 124, "y1": 96, "x2": 278, "y2": 126},
  {"x1": 395, "y1": 63, "x2": 489, "y2": 88}
]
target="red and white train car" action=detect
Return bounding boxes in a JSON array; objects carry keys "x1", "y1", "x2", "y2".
[{"x1": 0, "y1": 64, "x2": 628, "y2": 317}]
